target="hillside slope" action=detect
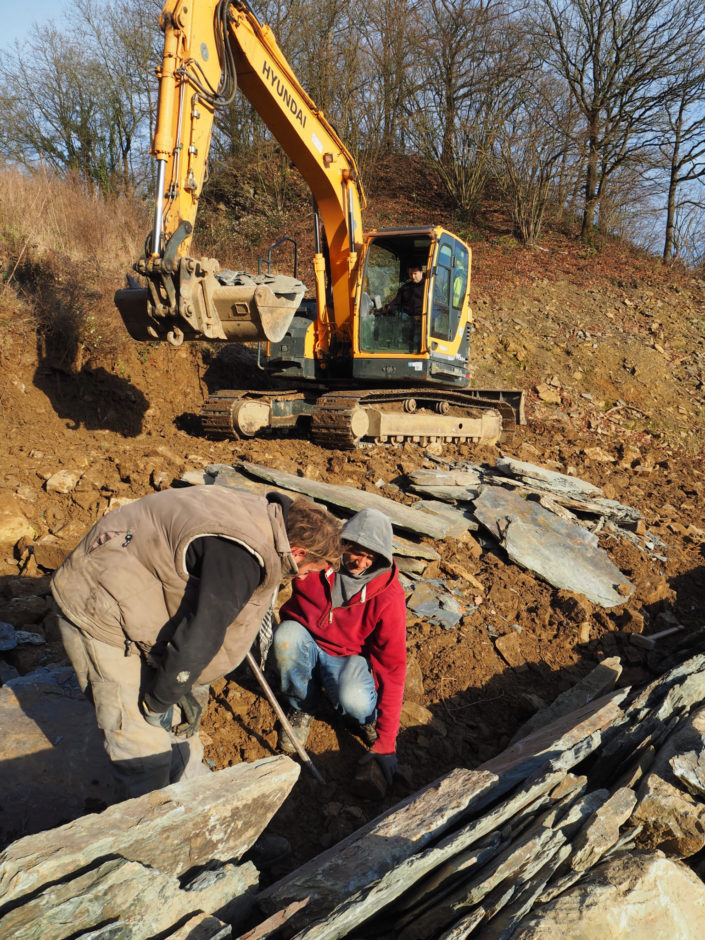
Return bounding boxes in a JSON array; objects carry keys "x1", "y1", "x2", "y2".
[{"x1": 0, "y1": 179, "x2": 704, "y2": 869}]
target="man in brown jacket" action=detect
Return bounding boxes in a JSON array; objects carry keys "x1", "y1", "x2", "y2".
[{"x1": 51, "y1": 486, "x2": 340, "y2": 798}]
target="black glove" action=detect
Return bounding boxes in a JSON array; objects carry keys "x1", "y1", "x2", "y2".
[
  {"x1": 173, "y1": 691, "x2": 203, "y2": 738},
  {"x1": 140, "y1": 695, "x2": 174, "y2": 732},
  {"x1": 358, "y1": 750, "x2": 397, "y2": 786}
]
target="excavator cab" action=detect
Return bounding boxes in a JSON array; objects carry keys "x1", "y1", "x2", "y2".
[{"x1": 355, "y1": 227, "x2": 472, "y2": 388}]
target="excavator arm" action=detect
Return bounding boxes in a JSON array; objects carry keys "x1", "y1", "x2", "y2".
[{"x1": 115, "y1": 0, "x2": 365, "y2": 348}]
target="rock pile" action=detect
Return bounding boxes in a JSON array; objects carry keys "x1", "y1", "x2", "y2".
[
  {"x1": 4, "y1": 651, "x2": 705, "y2": 937},
  {"x1": 250, "y1": 652, "x2": 705, "y2": 938}
]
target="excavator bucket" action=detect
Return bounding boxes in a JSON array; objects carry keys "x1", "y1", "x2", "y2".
[{"x1": 115, "y1": 268, "x2": 306, "y2": 345}]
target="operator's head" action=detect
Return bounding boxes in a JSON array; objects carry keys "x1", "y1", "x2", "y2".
[
  {"x1": 340, "y1": 508, "x2": 393, "y2": 577},
  {"x1": 408, "y1": 263, "x2": 424, "y2": 283},
  {"x1": 286, "y1": 498, "x2": 341, "y2": 577}
]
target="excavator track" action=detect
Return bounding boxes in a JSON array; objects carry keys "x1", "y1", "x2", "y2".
[
  {"x1": 200, "y1": 390, "x2": 248, "y2": 438},
  {"x1": 310, "y1": 388, "x2": 522, "y2": 449},
  {"x1": 201, "y1": 386, "x2": 524, "y2": 449},
  {"x1": 200, "y1": 389, "x2": 306, "y2": 438}
]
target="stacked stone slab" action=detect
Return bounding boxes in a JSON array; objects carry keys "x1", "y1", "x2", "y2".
[
  {"x1": 4, "y1": 644, "x2": 705, "y2": 936},
  {"x1": 0, "y1": 757, "x2": 299, "y2": 939},
  {"x1": 247, "y1": 653, "x2": 705, "y2": 938}
]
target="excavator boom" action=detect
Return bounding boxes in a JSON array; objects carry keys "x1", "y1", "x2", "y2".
[{"x1": 116, "y1": 0, "x2": 364, "y2": 348}]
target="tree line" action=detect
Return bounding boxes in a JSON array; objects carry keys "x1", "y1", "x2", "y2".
[{"x1": 2, "y1": 0, "x2": 704, "y2": 263}]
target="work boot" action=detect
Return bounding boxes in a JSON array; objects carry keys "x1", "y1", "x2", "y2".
[
  {"x1": 359, "y1": 720, "x2": 378, "y2": 747},
  {"x1": 278, "y1": 709, "x2": 313, "y2": 754}
]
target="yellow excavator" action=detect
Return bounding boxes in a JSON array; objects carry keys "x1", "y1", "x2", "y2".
[{"x1": 115, "y1": 0, "x2": 525, "y2": 448}]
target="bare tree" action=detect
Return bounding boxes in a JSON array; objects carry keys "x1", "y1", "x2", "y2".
[
  {"x1": 658, "y1": 56, "x2": 705, "y2": 261},
  {"x1": 356, "y1": 0, "x2": 420, "y2": 153},
  {"x1": 73, "y1": 0, "x2": 161, "y2": 191},
  {"x1": 530, "y1": 0, "x2": 704, "y2": 242},
  {"x1": 407, "y1": 0, "x2": 527, "y2": 216},
  {"x1": 668, "y1": 192, "x2": 705, "y2": 266},
  {"x1": 0, "y1": 0, "x2": 157, "y2": 192},
  {"x1": 492, "y1": 73, "x2": 573, "y2": 244}
]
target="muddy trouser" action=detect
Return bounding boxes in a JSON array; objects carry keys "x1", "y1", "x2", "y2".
[
  {"x1": 58, "y1": 614, "x2": 210, "y2": 800},
  {"x1": 273, "y1": 619, "x2": 377, "y2": 723}
]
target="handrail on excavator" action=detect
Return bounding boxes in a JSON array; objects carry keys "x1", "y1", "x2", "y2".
[{"x1": 258, "y1": 237, "x2": 298, "y2": 279}]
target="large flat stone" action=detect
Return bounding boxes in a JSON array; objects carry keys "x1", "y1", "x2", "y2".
[
  {"x1": 258, "y1": 767, "x2": 501, "y2": 928},
  {"x1": 473, "y1": 487, "x2": 633, "y2": 607},
  {"x1": 0, "y1": 856, "x2": 257, "y2": 939},
  {"x1": 514, "y1": 852, "x2": 705, "y2": 938},
  {"x1": 234, "y1": 462, "x2": 453, "y2": 539},
  {"x1": 0, "y1": 756, "x2": 299, "y2": 905}
]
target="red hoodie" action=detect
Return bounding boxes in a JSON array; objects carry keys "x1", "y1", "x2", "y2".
[{"x1": 279, "y1": 564, "x2": 407, "y2": 753}]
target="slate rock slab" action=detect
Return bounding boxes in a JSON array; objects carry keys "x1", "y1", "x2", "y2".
[
  {"x1": 0, "y1": 756, "x2": 299, "y2": 904},
  {"x1": 493, "y1": 458, "x2": 603, "y2": 497},
  {"x1": 514, "y1": 852, "x2": 705, "y2": 938},
  {"x1": 474, "y1": 488, "x2": 633, "y2": 607},
  {"x1": 0, "y1": 856, "x2": 258, "y2": 939}
]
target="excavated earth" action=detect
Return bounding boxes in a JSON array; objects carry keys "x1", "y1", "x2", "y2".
[{"x1": 1, "y1": 234, "x2": 704, "y2": 881}]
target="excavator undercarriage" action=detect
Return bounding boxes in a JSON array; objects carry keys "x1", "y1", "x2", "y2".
[{"x1": 200, "y1": 386, "x2": 525, "y2": 449}]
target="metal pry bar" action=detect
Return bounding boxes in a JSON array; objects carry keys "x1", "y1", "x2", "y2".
[{"x1": 245, "y1": 651, "x2": 326, "y2": 785}]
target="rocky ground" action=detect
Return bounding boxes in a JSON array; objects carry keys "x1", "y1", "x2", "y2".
[{"x1": 1, "y1": 232, "x2": 704, "y2": 882}]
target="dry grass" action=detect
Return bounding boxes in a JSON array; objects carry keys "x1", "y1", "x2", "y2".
[
  {"x1": 0, "y1": 165, "x2": 149, "y2": 368},
  {"x1": 0, "y1": 164, "x2": 147, "y2": 279}
]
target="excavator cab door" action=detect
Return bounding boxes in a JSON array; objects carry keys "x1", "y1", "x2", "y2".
[{"x1": 427, "y1": 235, "x2": 470, "y2": 348}]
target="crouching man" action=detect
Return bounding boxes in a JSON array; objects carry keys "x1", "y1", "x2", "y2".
[
  {"x1": 51, "y1": 487, "x2": 341, "y2": 799},
  {"x1": 272, "y1": 508, "x2": 406, "y2": 788}
]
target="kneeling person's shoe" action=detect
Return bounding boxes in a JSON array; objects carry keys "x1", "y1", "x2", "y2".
[
  {"x1": 359, "y1": 720, "x2": 378, "y2": 747},
  {"x1": 278, "y1": 709, "x2": 313, "y2": 754}
]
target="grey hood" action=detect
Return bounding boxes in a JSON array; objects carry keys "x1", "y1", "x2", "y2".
[
  {"x1": 341, "y1": 508, "x2": 394, "y2": 569},
  {"x1": 331, "y1": 509, "x2": 394, "y2": 608}
]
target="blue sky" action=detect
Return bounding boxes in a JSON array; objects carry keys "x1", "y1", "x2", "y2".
[{"x1": 1, "y1": 0, "x2": 71, "y2": 49}]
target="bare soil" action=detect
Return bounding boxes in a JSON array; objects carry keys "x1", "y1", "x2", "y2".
[{"x1": 1, "y1": 230, "x2": 704, "y2": 879}]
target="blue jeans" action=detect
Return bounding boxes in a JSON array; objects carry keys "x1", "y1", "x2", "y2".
[{"x1": 273, "y1": 619, "x2": 377, "y2": 724}]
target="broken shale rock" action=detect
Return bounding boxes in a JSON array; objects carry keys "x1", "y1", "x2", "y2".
[
  {"x1": 0, "y1": 856, "x2": 257, "y2": 940},
  {"x1": 258, "y1": 767, "x2": 502, "y2": 931},
  {"x1": 568, "y1": 788, "x2": 637, "y2": 872},
  {"x1": 631, "y1": 708, "x2": 705, "y2": 857},
  {"x1": 494, "y1": 457, "x2": 603, "y2": 498},
  {"x1": 671, "y1": 748, "x2": 705, "y2": 800},
  {"x1": 231, "y1": 462, "x2": 453, "y2": 539},
  {"x1": 514, "y1": 852, "x2": 705, "y2": 939},
  {"x1": 474, "y1": 487, "x2": 633, "y2": 607}
]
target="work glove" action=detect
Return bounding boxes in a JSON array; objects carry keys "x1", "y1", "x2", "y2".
[
  {"x1": 358, "y1": 750, "x2": 397, "y2": 786},
  {"x1": 139, "y1": 695, "x2": 174, "y2": 732},
  {"x1": 173, "y1": 691, "x2": 203, "y2": 738}
]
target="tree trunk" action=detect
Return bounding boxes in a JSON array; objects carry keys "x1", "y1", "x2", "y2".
[
  {"x1": 581, "y1": 115, "x2": 600, "y2": 240},
  {"x1": 663, "y1": 105, "x2": 684, "y2": 262}
]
